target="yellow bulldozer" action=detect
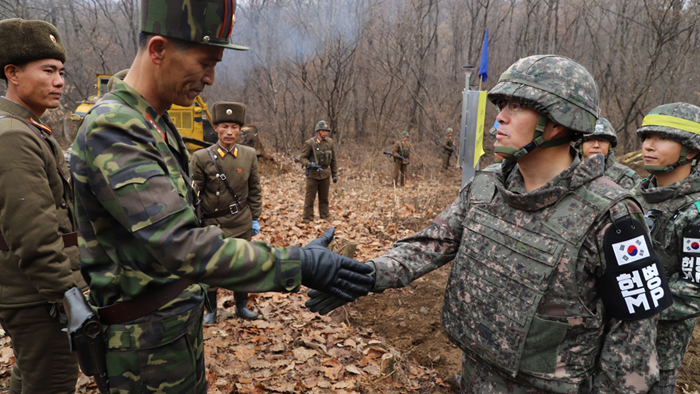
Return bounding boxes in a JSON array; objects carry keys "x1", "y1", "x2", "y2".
[{"x1": 71, "y1": 74, "x2": 217, "y2": 153}]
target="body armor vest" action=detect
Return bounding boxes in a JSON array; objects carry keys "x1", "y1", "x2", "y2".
[
  {"x1": 311, "y1": 138, "x2": 332, "y2": 166},
  {"x1": 399, "y1": 143, "x2": 410, "y2": 158},
  {"x1": 442, "y1": 170, "x2": 626, "y2": 389},
  {"x1": 604, "y1": 154, "x2": 638, "y2": 188}
]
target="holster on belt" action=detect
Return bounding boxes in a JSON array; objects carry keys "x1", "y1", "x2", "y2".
[{"x1": 63, "y1": 287, "x2": 109, "y2": 394}]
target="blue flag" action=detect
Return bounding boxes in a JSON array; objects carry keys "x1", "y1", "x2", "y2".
[{"x1": 478, "y1": 28, "x2": 488, "y2": 82}]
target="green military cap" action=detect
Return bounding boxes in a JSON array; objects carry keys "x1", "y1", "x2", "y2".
[
  {"x1": 401, "y1": 131, "x2": 409, "y2": 138},
  {"x1": 0, "y1": 18, "x2": 67, "y2": 80},
  {"x1": 315, "y1": 120, "x2": 330, "y2": 132},
  {"x1": 141, "y1": 0, "x2": 248, "y2": 51},
  {"x1": 211, "y1": 102, "x2": 246, "y2": 125}
]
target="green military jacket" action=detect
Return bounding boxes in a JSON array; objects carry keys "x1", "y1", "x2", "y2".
[
  {"x1": 190, "y1": 143, "x2": 261, "y2": 238},
  {"x1": 392, "y1": 140, "x2": 410, "y2": 164},
  {"x1": 300, "y1": 136, "x2": 337, "y2": 180},
  {"x1": 71, "y1": 80, "x2": 301, "y2": 349},
  {"x1": 603, "y1": 151, "x2": 641, "y2": 190},
  {"x1": 634, "y1": 170, "x2": 700, "y2": 370},
  {"x1": 0, "y1": 97, "x2": 86, "y2": 307}
]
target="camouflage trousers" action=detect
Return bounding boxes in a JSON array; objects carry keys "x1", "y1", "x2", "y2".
[
  {"x1": 0, "y1": 304, "x2": 78, "y2": 394},
  {"x1": 647, "y1": 369, "x2": 679, "y2": 394},
  {"x1": 303, "y1": 176, "x2": 331, "y2": 221},
  {"x1": 393, "y1": 161, "x2": 408, "y2": 186},
  {"x1": 105, "y1": 305, "x2": 206, "y2": 393},
  {"x1": 460, "y1": 352, "x2": 590, "y2": 394}
]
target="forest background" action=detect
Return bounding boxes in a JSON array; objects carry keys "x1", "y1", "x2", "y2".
[{"x1": 2, "y1": 0, "x2": 700, "y2": 158}]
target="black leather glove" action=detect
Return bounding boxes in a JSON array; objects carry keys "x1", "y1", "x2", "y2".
[
  {"x1": 308, "y1": 162, "x2": 322, "y2": 171},
  {"x1": 300, "y1": 228, "x2": 375, "y2": 302},
  {"x1": 306, "y1": 261, "x2": 375, "y2": 314},
  {"x1": 332, "y1": 176, "x2": 338, "y2": 183}
]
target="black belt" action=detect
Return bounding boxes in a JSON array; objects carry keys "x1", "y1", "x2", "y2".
[
  {"x1": 98, "y1": 278, "x2": 194, "y2": 325},
  {"x1": 202, "y1": 199, "x2": 248, "y2": 219},
  {"x1": 0, "y1": 232, "x2": 77, "y2": 251}
]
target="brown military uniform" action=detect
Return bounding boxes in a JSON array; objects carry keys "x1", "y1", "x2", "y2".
[
  {"x1": 392, "y1": 140, "x2": 410, "y2": 186},
  {"x1": 442, "y1": 135, "x2": 454, "y2": 171},
  {"x1": 191, "y1": 142, "x2": 261, "y2": 239},
  {"x1": 300, "y1": 136, "x2": 337, "y2": 221},
  {"x1": 0, "y1": 97, "x2": 88, "y2": 393}
]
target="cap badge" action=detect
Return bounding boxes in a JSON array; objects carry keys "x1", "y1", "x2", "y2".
[
  {"x1": 226, "y1": 109, "x2": 233, "y2": 115},
  {"x1": 203, "y1": 36, "x2": 210, "y2": 43},
  {"x1": 49, "y1": 34, "x2": 56, "y2": 42}
]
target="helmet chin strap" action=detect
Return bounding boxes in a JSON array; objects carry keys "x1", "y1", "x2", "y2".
[
  {"x1": 644, "y1": 146, "x2": 692, "y2": 174},
  {"x1": 494, "y1": 115, "x2": 570, "y2": 160}
]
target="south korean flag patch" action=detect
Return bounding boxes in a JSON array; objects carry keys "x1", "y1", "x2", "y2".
[
  {"x1": 599, "y1": 218, "x2": 672, "y2": 320},
  {"x1": 681, "y1": 224, "x2": 700, "y2": 284}
]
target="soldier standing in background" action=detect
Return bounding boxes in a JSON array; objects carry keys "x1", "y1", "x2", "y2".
[
  {"x1": 577, "y1": 117, "x2": 641, "y2": 189},
  {"x1": 632, "y1": 103, "x2": 700, "y2": 394},
  {"x1": 0, "y1": 18, "x2": 88, "y2": 393},
  {"x1": 308, "y1": 55, "x2": 670, "y2": 393},
  {"x1": 70, "y1": 0, "x2": 374, "y2": 390},
  {"x1": 441, "y1": 127, "x2": 455, "y2": 172},
  {"x1": 392, "y1": 131, "x2": 410, "y2": 186},
  {"x1": 191, "y1": 102, "x2": 261, "y2": 322},
  {"x1": 300, "y1": 120, "x2": 338, "y2": 223}
]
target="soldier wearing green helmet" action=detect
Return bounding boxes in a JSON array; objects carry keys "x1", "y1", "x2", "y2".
[
  {"x1": 70, "y1": 0, "x2": 374, "y2": 391},
  {"x1": 441, "y1": 127, "x2": 455, "y2": 172},
  {"x1": 576, "y1": 117, "x2": 641, "y2": 189},
  {"x1": 307, "y1": 55, "x2": 669, "y2": 393},
  {"x1": 392, "y1": 131, "x2": 411, "y2": 186},
  {"x1": 299, "y1": 120, "x2": 338, "y2": 222},
  {"x1": 632, "y1": 102, "x2": 700, "y2": 394}
]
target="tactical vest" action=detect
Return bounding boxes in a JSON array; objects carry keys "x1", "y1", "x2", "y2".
[
  {"x1": 441, "y1": 170, "x2": 626, "y2": 390},
  {"x1": 605, "y1": 162, "x2": 638, "y2": 188},
  {"x1": 399, "y1": 142, "x2": 410, "y2": 158},
  {"x1": 312, "y1": 139, "x2": 333, "y2": 166}
]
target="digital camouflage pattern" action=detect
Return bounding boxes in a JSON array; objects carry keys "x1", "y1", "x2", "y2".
[
  {"x1": 371, "y1": 153, "x2": 660, "y2": 393},
  {"x1": 140, "y1": 0, "x2": 247, "y2": 51},
  {"x1": 634, "y1": 168, "x2": 700, "y2": 377},
  {"x1": 603, "y1": 150, "x2": 642, "y2": 190},
  {"x1": 637, "y1": 102, "x2": 700, "y2": 152},
  {"x1": 487, "y1": 55, "x2": 599, "y2": 134},
  {"x1": 589, "y1": 117, "x2": 618, "y2": 147},
  {"x1": 71, "y1": 79, "x2": 302, "y2": 392}
]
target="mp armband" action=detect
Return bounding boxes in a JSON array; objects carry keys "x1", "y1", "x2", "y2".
[
  {"x1": 681, "y1": 224, "x2": 700, "y2": 284},
  {"x1": 599, "y1": 218, "x2": 672, "y2": 320}
]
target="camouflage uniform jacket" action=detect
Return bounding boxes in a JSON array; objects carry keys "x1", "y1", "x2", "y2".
[
  {"x1": 0, "y1": 97, "x2": 87, "y2": 307},
  {"x1": 190, "y1": 142, "x2": 261, "y2": 238},
  {"x1": 634, "y1": 171, "x2": 700, "y2": 370},
  {"x1": 604, "y1": 151, "x2": 642, "y2": 190},
  {"x1": 71, "y1": 80, "x2": 301, "y2": 349},
  {"x1": 300, "y1": 136, "x2": 337, "y2": 180},
  {"x1": 371, "y1": 153, "x2": 660, "y2": 393},
  {"x1": 392, "y1": 140, "x2": 410, "y2": 164}
]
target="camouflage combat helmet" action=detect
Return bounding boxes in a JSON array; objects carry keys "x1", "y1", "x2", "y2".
[
  {"x1": 401, "y1": 131, "x2": 409, "y2": 138},
  {"x1": 576, "y1": 117, "x2": 617, "y2": 154},
  {"x1": 445, "y1": 127, "x2": 453, "y2": 136},
  {"x1": 488, "y1": 54, "x2": 599, "y2": 160},
  {"x1": 140, "y1": 0, "x2": 248, "y2": 51},
  {"x1": 636, "y1": 102, "x2": 700, "y2": 173},
  {"x1": 315, "y1": 120, "x2": 330, "y2": 132}
]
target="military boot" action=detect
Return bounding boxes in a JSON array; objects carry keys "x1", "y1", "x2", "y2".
[
  {"x1": 203, "y1": 290, "x2": 218, "y2": 325},
  {"x1": 234, "y1": 292, "x2": 258, "y2": 320}
]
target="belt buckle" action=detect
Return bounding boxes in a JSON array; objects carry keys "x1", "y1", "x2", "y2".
[{"x1": 229, "y1": 203, "x2": 240, "y2": 215}]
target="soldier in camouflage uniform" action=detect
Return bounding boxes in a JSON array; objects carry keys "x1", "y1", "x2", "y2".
[
  {"x1": 70, "y1": 0, "x2": 374, "y2": 392},
  {"x1": 441, "y1": 127, "x2": 455, "y2": 171},
  {"x1": 300, "y1": 120, "x2": 338, "y2": 222},
  {"x1": 632, "y1": 103, "x2": 700, "y2": 394},
  {"x1": 0, "y1": 19, "x2": 88, "y2": 394},
  {"x1": 576, "y1": 117, "x2": 641, "y2": 189},
  {"x1": 392, "y1": 131, "x2": 411, "y2": 186},
  {"x1": 191, "y1": 102, "x2": 261, "y2": 322},
  {"x1": 308, "y1": 55, "x2": 671, "y2": 393}
]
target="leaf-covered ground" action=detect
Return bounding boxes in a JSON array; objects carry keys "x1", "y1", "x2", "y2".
[{"x1": 0, "y1": 153, "x2": 699, "y2": 393}]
